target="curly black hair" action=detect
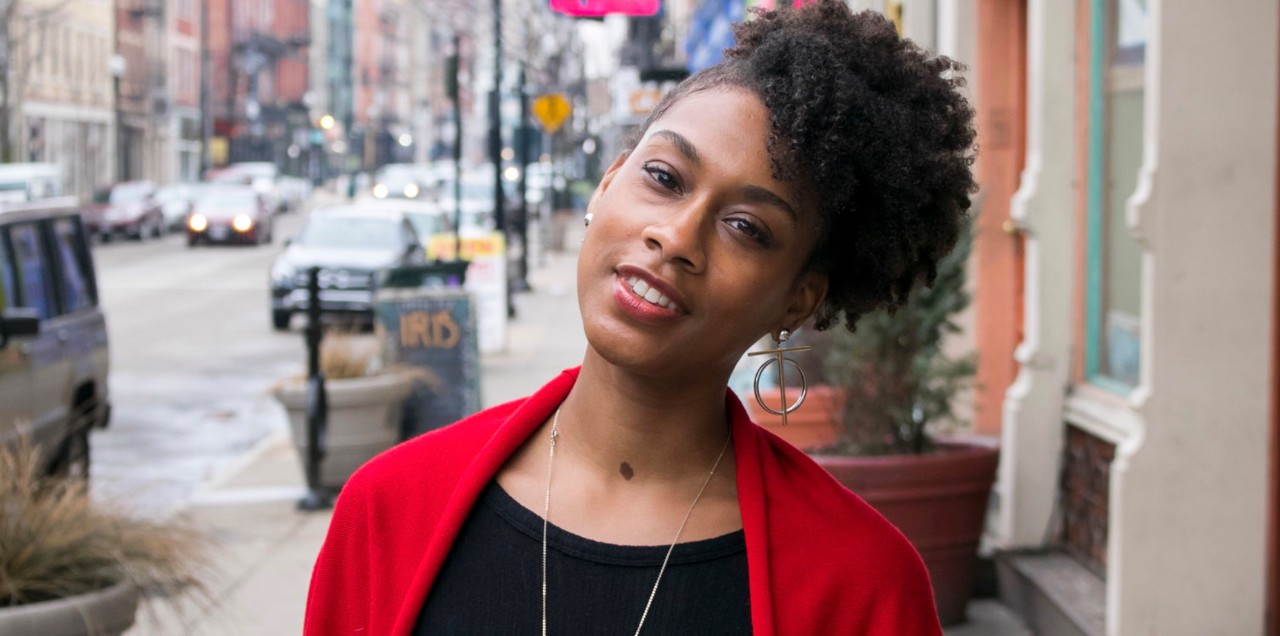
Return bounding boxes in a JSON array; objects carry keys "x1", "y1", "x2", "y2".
[{"x1": 628, "y1": 0, "x2": 977, "y2": 331}]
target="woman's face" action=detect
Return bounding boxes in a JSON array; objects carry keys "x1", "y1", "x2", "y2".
[{"x1": 577, "y1": 87, "x2": 827, "y2": 380}]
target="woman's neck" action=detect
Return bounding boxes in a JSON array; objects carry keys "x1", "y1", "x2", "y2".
[{"x1": 560, "y1": 352, "x2": 733, "y2": 485}]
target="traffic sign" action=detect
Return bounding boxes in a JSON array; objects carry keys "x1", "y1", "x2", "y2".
[{"x1": 532, "y1": 94, "x2": 572, "y2": 133}]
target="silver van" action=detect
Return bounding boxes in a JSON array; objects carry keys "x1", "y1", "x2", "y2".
[{"x1": 0, "y1": 197, "x2": 110, "y2": 476}]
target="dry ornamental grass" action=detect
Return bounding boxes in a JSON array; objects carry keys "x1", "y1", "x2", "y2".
[{"x1": 0, "y1": 437, "x2": 211, "y2": 608}]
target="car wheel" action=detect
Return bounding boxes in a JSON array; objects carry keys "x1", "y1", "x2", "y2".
[
  {"x1": 49, "y1": 419, "x2": 91, "y2": 481},
  {"x1": 272, "y1": 310, "x2": 292, "y2": 331}
]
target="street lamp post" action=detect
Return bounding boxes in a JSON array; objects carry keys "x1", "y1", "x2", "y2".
[{"x1": 109, "y1": 55, "x2": 127, "y2": 183}]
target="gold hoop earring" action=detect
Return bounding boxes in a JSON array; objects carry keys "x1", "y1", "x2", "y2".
[{"x1": 748, "y1": 329, "x2": 811, "y2": 426}]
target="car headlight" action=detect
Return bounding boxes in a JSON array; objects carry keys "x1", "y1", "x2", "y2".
[
  {"x1": 404, "y1": 183, "x2": 419, "y2": 198},
  {"x1": 188, "y1": 214, "x2": 208, "y2": 232},
  {"x1": 373, "y1": 183, "x2": 388, "y2": 198},
  {"x1": 271, "y1": 259, "x2": 295, "y2": 284}
]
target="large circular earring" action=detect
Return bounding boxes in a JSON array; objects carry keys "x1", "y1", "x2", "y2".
[
  {"x1": 584, "y1": 213, "x2": 593, "y2": 227},
  {"x1": 747, "y1": 329, "x2": 811, "y2": 426}
]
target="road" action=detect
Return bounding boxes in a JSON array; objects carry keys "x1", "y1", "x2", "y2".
[{"x1": 88, "y1": 200, "x2": 315, "y2": 516}]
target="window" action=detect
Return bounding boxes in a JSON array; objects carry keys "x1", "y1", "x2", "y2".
[
  {"x1": 1084, "y1": 0, "x2": 1146, "y2": 391},
  {"x1": 0, "y1": 231, "x2": 16, "y2": 312},
  {"x1": 8, "y1": 223, "x2": 56, "y2": 320},
  {"x1": 51, "y1": 217, "x2": 95, "y2": 313}
]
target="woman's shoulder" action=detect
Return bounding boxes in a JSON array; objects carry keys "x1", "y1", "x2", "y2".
[{"x1": 749, "y1": 425, "x2": 927, "y2": 571}]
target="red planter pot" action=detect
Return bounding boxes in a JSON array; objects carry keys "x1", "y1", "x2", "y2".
[
  {"x1": 811, "y1": 442, "x2": 999, "y2": 626},
  {"x1": 744, "y1": 384, "x2": 844, "y2": 452}
]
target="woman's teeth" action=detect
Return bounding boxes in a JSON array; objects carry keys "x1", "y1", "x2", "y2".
[{"x1": 625, "y1": 276, "x2": 676, "y2": 310}]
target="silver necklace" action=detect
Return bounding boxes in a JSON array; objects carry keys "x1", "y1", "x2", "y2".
[{"x1": 541, "y1": 408, "x2": 732, "y2": 636}]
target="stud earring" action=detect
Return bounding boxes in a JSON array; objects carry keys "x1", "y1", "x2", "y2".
[
  {"x1": 584, "y1": 213, "x2": 593, "y2": 227},
  {"x1": 748, "y1": 329, "x2": 811, "y2": 426}
]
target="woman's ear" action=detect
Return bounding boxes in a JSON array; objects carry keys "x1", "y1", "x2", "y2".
[
  {"x1": 781, "y1": 271, "x2": 828, "y2": 331},
  {"x1": 588, "y1": 151, "x2": 630, "y2": 210}
]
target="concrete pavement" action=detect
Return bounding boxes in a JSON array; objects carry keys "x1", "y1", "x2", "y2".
[{"x1": 126, "y1": 216, "x2": 1028, "y2": 635}]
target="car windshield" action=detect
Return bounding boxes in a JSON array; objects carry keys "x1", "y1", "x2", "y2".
[
  {"x1": 298, "y1": 216, "x2": 402, "y2": 249},
  {"x1": 405, "y1": 212, "x2": 447, "y2": 237},
  {"x1": 109, "y1": 184, "x2": 149, "y2": 204},
  {"x1": 155, "y1": 187, "x2": 187, "y2": 203},
  {"x1": 438, "y1": 180, "x2": 493, "y2": 201},
  {"x1": 376, "y1": 166, "x2": 417, "y2": 187},
  {"x1": 197, "y1": 189, "x2": 257, "y2": 208}
]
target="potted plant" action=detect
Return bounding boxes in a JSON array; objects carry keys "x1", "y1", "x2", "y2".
[
  {"x1": 271, "y1": 330, "x2": 417, "y2": 491},
  {"x1": 0, "y1": 438, "x2": 209, "y2": 635},
  {"x1": 810, "y1": 219, "x2": 996, "y2": 626}
]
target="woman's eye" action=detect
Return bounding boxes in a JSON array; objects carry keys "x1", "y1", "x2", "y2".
[
  {"x1": 728, "y1": 217, "x2": 772, "y2": 246},
  {"x1": 642, "y1": 163, "x2": 680, "y2": 193}
]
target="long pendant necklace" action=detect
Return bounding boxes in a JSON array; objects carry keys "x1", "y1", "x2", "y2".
[{"x1": 541, "y1": 408, "x2": 732, "y2": 636}]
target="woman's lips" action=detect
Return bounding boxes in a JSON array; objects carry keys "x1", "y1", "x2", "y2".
[{"x1": 613, "y1": 273, "x2": 685, "y2": 322}]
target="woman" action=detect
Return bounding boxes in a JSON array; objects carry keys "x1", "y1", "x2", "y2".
[{"x1": 305, "y1": 2, "x2": 975, "y2": 634}]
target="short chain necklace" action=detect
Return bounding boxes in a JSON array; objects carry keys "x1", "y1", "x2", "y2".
[{"x1": 541, "y1": 408, "x2": 731, "y2": 636}]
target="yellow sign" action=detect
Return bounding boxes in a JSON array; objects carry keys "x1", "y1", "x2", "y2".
[
  {"x1": 426, "y1": 232, "x2": 506, "y2": 261},
  {"x1": 532, "y1": 94, "x2": 572, "y2": 133}
]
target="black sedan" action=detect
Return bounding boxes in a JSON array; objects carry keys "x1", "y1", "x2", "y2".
[{"x1": 269, "y1": 206, "x2": 426, "y2": 330}]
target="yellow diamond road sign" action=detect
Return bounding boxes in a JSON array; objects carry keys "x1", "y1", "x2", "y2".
[{"x1": 532, "y1": 94, "x2": 572, "y2": 133}]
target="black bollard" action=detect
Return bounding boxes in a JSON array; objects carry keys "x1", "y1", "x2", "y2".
[{"x1": 298, "y1": 266, "x2": 332, "y2": 511}]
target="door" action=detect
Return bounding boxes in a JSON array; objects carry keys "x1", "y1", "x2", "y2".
[
  {"x1": 0, "y1": 228, "x2": 35, "y2": 448},
  {"x1": 5, "y1": 220, "x2": 70, "y2": 455}
]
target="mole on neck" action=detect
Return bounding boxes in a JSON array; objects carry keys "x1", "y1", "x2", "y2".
[{"x1": 619, "y1": 462, "x2": 634, "y2": 481}]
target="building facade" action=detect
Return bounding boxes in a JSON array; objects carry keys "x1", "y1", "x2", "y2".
[
  {"x1": 987, "y1": 1, "x2": 1277, "y2": 634},
  {"x1": 7, "y1": 0, "x2": 116, "y2": 199},
  {"x1": 207, "y1": 0, "x2": 309, "y2": 169}
]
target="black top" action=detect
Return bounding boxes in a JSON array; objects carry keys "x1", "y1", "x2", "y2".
[{"x1": 414, "y1": 482, "x2": 751, "y2": 635}]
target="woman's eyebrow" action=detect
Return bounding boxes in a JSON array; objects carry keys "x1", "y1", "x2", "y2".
[
  {"x1": 741, "y1": 185, "x2": 798, "y2": 222},
  {"x1": 649, "y1": 129, "x2": 702, "y2": 168}
]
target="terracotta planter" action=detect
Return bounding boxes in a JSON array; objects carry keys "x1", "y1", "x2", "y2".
[
  {"x1": 0, "y1": 580, "x2": 139, "y2": 635},
  {"x1": 812, "y1": 442, "x2": 999, "y2": 626},
  {"x1": 274, "y1": 372, "x2": 413, "y2": 490},
  {"x1": 744, "y1": 384, "x2": 844, "y2": 451}
]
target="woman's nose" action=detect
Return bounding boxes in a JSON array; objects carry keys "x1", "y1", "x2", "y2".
[{"x1": 640, "y1": 201, "x2": 708, "y2": 273}]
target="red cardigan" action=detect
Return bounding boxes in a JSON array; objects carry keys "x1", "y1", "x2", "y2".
[{"x1": 305, "y1": 368, "x2": 942, "y2": 635}]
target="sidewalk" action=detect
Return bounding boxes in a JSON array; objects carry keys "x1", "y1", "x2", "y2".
[{"x1": 128, "y1": 218, "x2": 1028, "y2": 635}]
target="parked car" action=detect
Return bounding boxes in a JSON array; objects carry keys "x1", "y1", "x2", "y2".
[
  {"x1": 0, "y1": 163, "x2": 64, "y2": 204},
  {"x1": 0, "y1": 197, "x2": 111, "y2": 477},
  {"x1": 269, "y1": 206, "x2": 426, "y2": 330},
  {"x1": 83, "y1": 180, "x2": 165, "y2": 241},
  {"x1": 186, "y1": 185, "x2": 273, "y2": 246}
]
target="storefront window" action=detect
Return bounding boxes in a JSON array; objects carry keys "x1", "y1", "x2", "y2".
[{"x1": 1086, "y1": 0, "x2": 1146, "y2": 391}]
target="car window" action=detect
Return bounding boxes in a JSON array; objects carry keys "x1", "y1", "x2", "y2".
[
  {"x1": 8, "y1": 222, "x2": 56, "y2": 320},
  {"x1": 0, "y1": 231, "x2": 16, "y2": 312},
  {"x1": 109, "y1": 183, "x2": 149, "y2": 204},
  {"x1": 298, "y1": 216, "x2": 402, "y2": 249},
  {"x1": 406, "y1": 212, "x2": 446, "y2": 237},
  {"x1": 51, "y1": 217, "x2": 95, "y2": 313}
]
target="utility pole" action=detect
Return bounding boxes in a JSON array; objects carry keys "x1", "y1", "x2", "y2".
[
  {"x1": 448, "y1": 34, "x2": 462, "y2": 259},
  {"x1": 199, "y1": 0, "x2": 211, "y2": 176},
  {"x1": 514, "y1": 64, "x2": 530, "y2": 291},
  {"x1": 489, "y1": 0, "x2": 505, "y2": 234}
]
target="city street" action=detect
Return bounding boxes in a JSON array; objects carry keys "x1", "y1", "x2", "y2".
[{"x1": 88, "y1": 202, "x2": 311, "y2": 516}]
